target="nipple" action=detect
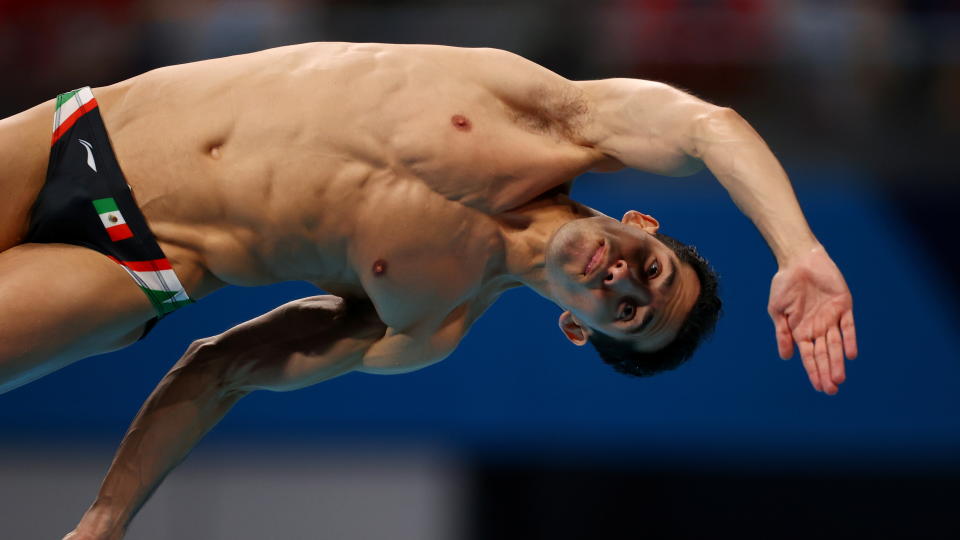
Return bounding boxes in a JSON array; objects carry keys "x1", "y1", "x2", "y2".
[
  {"x1": 451, "y1": 114, "x2": 471, "y2": 131},
  {"x1": 372, "y1": 259, "x2": 388, "y2": 277}
]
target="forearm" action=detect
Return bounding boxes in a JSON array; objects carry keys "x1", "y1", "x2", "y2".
[
  {"x1": 70, "y1": 296, "x2": 384, "y2": 539},
  {"x1": 693, "y1": 108, "x2": 819, "y2": 266},
  {"x1": 74, "y1": 343, "x2": 246, "y2": 538}
]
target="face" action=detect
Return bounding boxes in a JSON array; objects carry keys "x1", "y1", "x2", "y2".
[{"x1": 545, "y1": 211, "x2": 701, "y2": 352}]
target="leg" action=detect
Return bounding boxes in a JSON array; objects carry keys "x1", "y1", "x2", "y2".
[
  {"x1": 0, "y1": 99, "x2": 56, "y2": 250},
  {"x1": 0, "y1": 243, "x2": 157, "y2": 394}
]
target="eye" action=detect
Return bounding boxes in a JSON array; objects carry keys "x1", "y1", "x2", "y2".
[
  {"x1": 617, "y1": 301, "x2": 636, "y2": 321},
  {"x1": 646, "y1": 259, "x2": 661, "y2": 279}
]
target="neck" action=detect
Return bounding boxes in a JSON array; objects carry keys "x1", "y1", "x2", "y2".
[{"x1": 498, "y1": 193, "x2": 601, "y2": 300}]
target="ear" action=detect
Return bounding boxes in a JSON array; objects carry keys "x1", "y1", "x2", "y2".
[
  {"x1": 622, "y1": 210, "x2": 660, "y2": 233},
  {"x1": 558, "y1": 311, "x2": 590, "y2": 346}
]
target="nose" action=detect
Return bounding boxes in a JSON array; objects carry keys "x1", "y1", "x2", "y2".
[{"x1": 603, "y1": 260, "x2": 651, "y2": 304}]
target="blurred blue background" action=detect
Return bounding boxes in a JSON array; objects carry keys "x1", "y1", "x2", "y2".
[{"x1": 1, "y1": 1, "x2": 958, "y2": 539}]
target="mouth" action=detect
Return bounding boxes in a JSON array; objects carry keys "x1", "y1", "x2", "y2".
[{"x1": 582, "y1": 239, "x2": 606, "y2": 278}]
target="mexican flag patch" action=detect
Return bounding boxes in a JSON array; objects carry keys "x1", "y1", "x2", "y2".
[{"x1": 92, "y1": 197, "x2": 134, "y2": 241}]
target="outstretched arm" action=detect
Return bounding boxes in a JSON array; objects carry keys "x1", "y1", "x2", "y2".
[
  {"x1": 64, "y1": 295, "x2": 391, "y2": 540},
  {"x1": 573, "y1": 77, "x2": 858, "y2": 394},
  {"x1": 460, "y1": 49, "x2": 857, "y2": 391}
]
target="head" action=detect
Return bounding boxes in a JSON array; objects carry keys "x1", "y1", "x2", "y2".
[{"x1": 544, "y1": 211, "x2": 721, "y2": 377}]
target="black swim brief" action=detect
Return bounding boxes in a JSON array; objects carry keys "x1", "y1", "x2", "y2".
[{"x1": 25, "y1": 87, "x2": 193, "y2": 338}]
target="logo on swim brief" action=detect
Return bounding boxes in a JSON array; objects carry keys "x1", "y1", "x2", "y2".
[{"x1": 78, "y1": 138, "x2": 97, "y2": 172}]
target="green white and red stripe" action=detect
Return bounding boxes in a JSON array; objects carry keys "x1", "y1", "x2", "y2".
[
  {"x1": 92, "y1": 197, "x2": 134, "y2": 241},
  {"x1": 107, "y1": 256, "x2": 192, "y2": 315},
  {"x1": 51, "y1": 87, "x2": 97, "y2": 145}
]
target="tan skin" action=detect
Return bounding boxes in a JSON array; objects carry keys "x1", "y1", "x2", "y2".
[
  {"x1": 546, "y1": 211, "x2": 702, "y2": 352},
  {"x1": 0, "y1": 43, "x2": 856, "y2": 539}
]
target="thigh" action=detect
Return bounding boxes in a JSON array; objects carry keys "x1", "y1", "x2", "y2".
[
  {"x1": 0, "y1": 99, "x2": 55, "y2": 250},
  {"x1": 0, "y1": 243, "x2": 157, "y2": 393}
]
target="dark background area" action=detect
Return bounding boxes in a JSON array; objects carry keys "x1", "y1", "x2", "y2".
[
  {"x1": 1, "y1": 1, "x2": 958, "y2": 539},
  {"x1": 471, "y1": 465, "x2": 960, "y2": 539}
]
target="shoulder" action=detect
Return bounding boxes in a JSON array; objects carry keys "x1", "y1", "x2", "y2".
[
  {"x1": 361, "y1": 45, "x2": 591, "y2": 143},
  {"x1": 400, "y1": 45, "x2": 581, "y2": 107}
]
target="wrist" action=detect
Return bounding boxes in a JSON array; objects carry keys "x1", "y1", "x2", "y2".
[{"x1": 773, "y1": 235, "x2": 821, "y2": 268}]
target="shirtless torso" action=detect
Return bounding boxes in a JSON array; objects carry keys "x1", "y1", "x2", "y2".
[
  {"x1": 2, "y1": 43, "x2": 626, "y2": 382},
  {"x1": 0, "y1": 43, "x2": 858, "y2": 539},
  {"x1": 102, "y1": 43, "x2": 602, "y2": 359}
]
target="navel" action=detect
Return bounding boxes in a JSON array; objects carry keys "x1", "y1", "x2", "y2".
[
  {"x1": 208, "y1": 144, "x2": 222, "y2": 159},
  {"x1": 451, "y1": 114, "x2": 471, "y2": 131},
  {"x1": 372, "y1": 259, "x2": 388, "y2": 277}
]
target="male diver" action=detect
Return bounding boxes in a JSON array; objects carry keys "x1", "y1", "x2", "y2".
[{"x1": 0, "y1": 43, "x2": 855, "y2": 540}]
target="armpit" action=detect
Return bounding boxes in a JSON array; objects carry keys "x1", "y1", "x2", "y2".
[
  {"x1": 453, "y1": 46, "x2": 590, "y2": 143},
  {"x1": 506, "y1": 82, "x2": 590, "y2": 143}
]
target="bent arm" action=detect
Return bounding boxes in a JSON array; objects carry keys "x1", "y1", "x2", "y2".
[
  {"x1": 574, "y1": 78, "x2": 857, "y2": 393},
  {"x1": 462, "y1": 50, "x2": 816, "y2": 261},
  {"x1": 576, "y1": 78, "x2": 818, "y2": 264},
  {"x1": 68, "y1": 295, "x2": 388, "y2": 540},
  {"x1": 468, "y1": 49, "x2": 856, "y2": 389}
]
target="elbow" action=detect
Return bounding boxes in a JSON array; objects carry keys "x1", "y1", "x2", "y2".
[
  {"x1": 700, "y1": 106, "x2": 745, "y2": 135},
  {"x1": 178, "y1": 337, "x2": 221, "y2": 371},
  {"x1": 174, "y1": 337, "x2": 250, "y2": 398},
  {"x1": 688, "y1": 106, "x2": 745, "y2": 159},
  {"x1": 698, "y1": 106, "x2": 742, "y2": 127},
  {"x1": 183, "y1": 337, "x2": 216, "y2": 358},
  {"x1": 707, "y1": 106, "x2": 741, "y2": 121}
]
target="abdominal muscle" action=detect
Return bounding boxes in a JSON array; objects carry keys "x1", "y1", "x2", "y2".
[{"x1": 91, "y1": 43, "x2": 593, "y2": 332}]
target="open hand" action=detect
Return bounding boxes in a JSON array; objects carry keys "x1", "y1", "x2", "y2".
[{"x1": 768, "y1": 245, "x2": 857, "y2": 394}]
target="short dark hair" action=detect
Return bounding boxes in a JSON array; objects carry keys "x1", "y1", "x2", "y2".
[{"x1": 587, "y1": 233, "x2": 721, "y2": 377}]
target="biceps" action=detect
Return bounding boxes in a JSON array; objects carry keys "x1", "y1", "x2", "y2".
[
  {"x1": 577, "y1": 78, "x2": 716, "y2": 176},
  {"x1": 212, "y1": 296, "x2": 387, "y2": 392},
  {"x1": 256, "y1": 336, "x2": 374, "y2": 391}
]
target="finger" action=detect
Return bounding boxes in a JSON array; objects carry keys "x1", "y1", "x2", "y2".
[
  {"x1": 827, "y1": 325, "x2": 846, "y2": 385},
  {"x1": 773, "y1": 315, "x2": 794, "y2": 359},
  {"x1": 841, "y1": 310, "x2": 858, "y2": 360},
  {"x1": 798, "y1": 339, "x2": 821, "y2": 392},
  {"x1": 815, "y1": 336, "x2": 837, "y2": 395}
]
